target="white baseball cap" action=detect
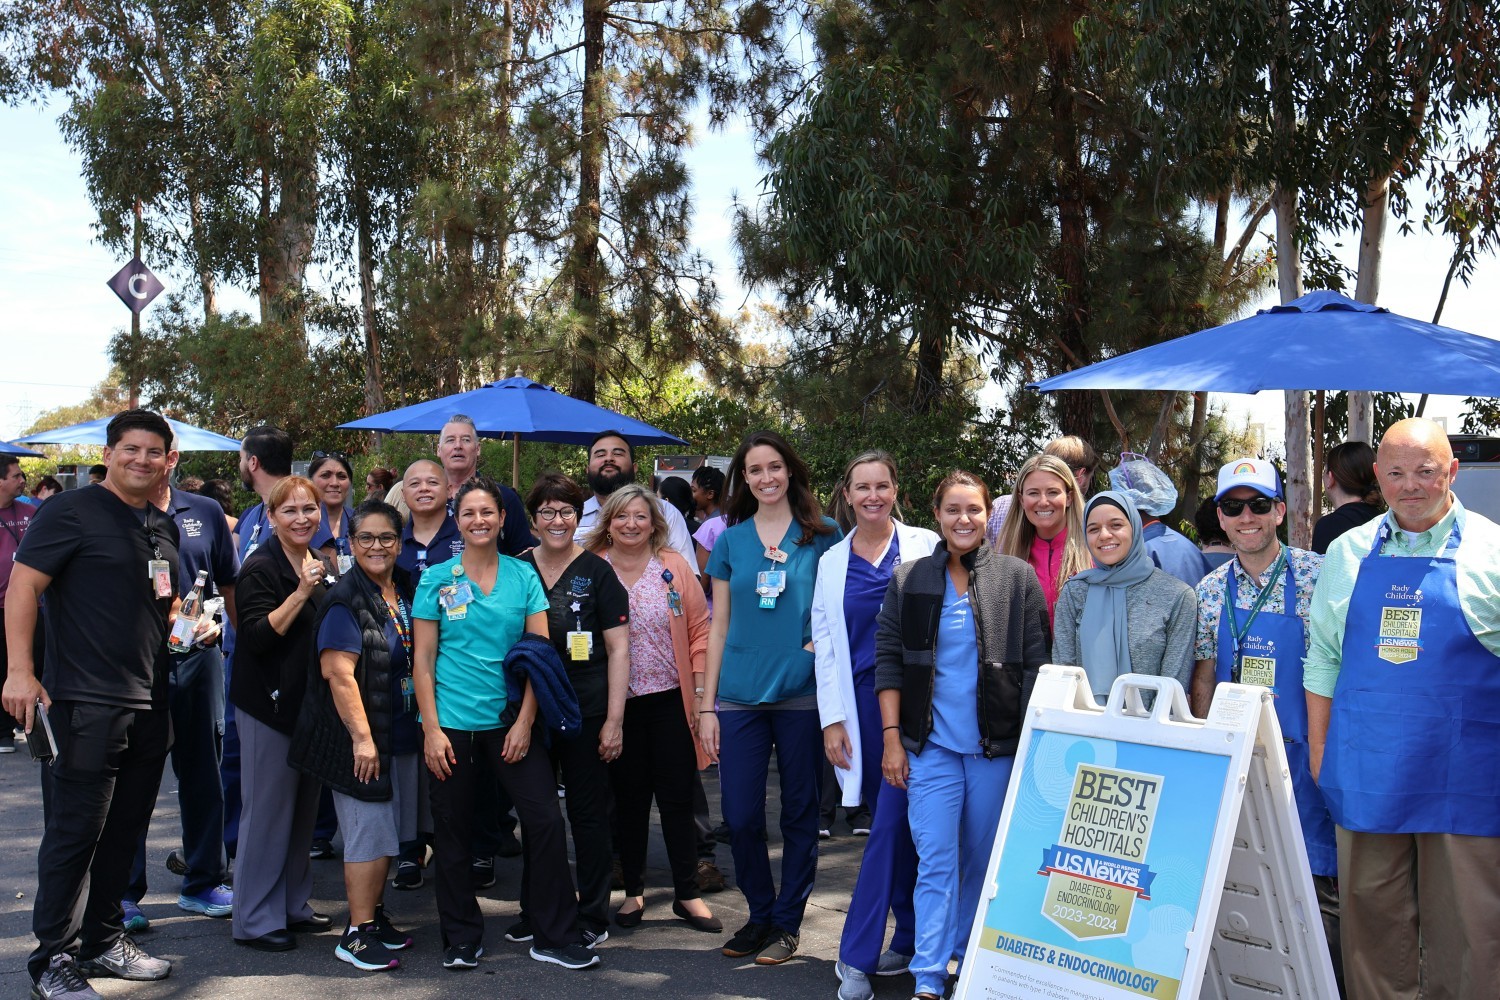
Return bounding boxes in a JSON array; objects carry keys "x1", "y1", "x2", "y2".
[{"x1": 1215, "y1": 458, "x2": 1281, "y2": 501}]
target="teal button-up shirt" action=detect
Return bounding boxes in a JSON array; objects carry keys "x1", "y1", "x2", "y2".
[{"x1": 1303, "y1": 496, "x2": 1500, "y2": 697}]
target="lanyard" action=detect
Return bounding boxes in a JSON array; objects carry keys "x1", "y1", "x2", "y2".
[
  {"x1": 385, "y1": 594, "x2": 412, "y2": 657},
  {"x1": 1225, "y1": 547, "x2": 1286, "y2": 681}
]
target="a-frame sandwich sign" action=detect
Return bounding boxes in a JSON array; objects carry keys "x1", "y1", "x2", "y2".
[{"x1": 954, "y1": 666, "x2": 1337, "y2": 1000}]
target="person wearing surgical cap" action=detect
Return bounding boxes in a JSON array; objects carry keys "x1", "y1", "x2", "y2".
[{"x1": 1107, "y1": 455, "x2": 1210, "y2": 587}]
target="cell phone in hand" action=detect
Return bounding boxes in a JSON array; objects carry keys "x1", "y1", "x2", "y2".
[{"x1": 26, "y1": 700, "x2": 56, "y2": 764}]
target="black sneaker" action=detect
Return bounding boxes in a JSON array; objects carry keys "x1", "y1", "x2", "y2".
[
  {"x1": 442, "y1": 943, "x2": 482, "y2": 970},
  {"x1": 471, "y1": 856, "x2": 495, "y2": 890},
  {"x1": 528, "y1": 943, "x2": 599, "y2": 969},
  {"x1": 582, "y1": 928, "x2": 608, "y2": 949},
  {"x1": 164, "y1": 850, "x2": 189, "y2": 877},
  {"x1": 77, "y1": 937, "x2": 171, "y2": 981},
  {"x1": 30, "y1": 955, "x2": 100, "y2": 1000},
  {"x1": 371, "y1": 905, "x2": 413, "y2": 950},
  {"x1": 334, "y1": 925, "x2": 400, "y2": 971},
  {"x1": 392, "y1": 860, "x2": 423, "y2": 890},
  {"x1": 721, "y1": 921, "x2": 772, "y2": 958},
  {"x1": 310, "y1": 839, "x2": 337, "y2": 860},
  {"x1": 754, "y1": 927, "x2": 799, "y2": 965},
  {"x1": 503, "y1": 918, "x2": 533, "y2": 943}
]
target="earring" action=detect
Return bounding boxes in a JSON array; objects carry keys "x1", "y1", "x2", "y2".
[{"x1": 605, "y1": 531, "x2": 613, "y2": 546}]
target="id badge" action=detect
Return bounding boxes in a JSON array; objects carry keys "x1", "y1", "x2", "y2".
[
  {"x1": 757, "y1": 569, "x2": 786, "y2": 609},
  {"x1": 336, "y1": 553, "x2": 354, "y2": 576},
  {"x1": 148, "y1": 559, "x2": 173, "y2": 598},
  {"x1": 567, "y1": 630, "x2": 593, "y2": 661},
  {"x1": 440, "y1": 582, "x2": 474, "y2": 609}
]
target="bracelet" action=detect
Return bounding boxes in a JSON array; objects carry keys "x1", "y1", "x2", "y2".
[{"x1": 883, "y1": 725, "x2": 900, "y2": 732}]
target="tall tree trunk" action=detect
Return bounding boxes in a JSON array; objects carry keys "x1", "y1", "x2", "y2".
[
  {"x1": 568, "y1": 0, "x2": 607, "y2": 403},
  {"x1": 1348, "y1": 174, "x2": 1389, "y2": 444},
  {"x1": 188, "y1": 189, "x2": 218, "y2": 318},
  {"x1": 1182, "y1": 391, "x2": 1209, "y2": 521},
  {"x1": 260, "y1": 155, "x2": 319, "y2": 346},
  {"x1": 1048, "y1": 15, "x2": 1092, "y2": 440},
  {"x1": 911, "y1": 309, "x2": 947, "y2": 412},
  {"x1": 347, "y1": 0, "x2": 383, "y2": 418}
]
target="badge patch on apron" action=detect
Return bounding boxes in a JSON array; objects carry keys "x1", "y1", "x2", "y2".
[{"x1": 1377, "y1": 606, "x2": 1422, "y2": 664}]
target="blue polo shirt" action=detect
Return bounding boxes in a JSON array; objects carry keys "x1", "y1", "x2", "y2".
[
  {"x1": 310, "y1": 504, "x2": 353, "y2": 551},
  {"x1": 397, "y1": 513, "x2": 465, "y2": 584},
  {"x1": 706, "y1": 516, "x2": 842, "y2": 705},
  {"x1": 167, "y1": 487, "x2": 239, "y2": 599}
]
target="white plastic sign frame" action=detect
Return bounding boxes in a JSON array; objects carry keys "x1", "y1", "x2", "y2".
[{"x1": 953, "y1": 666, "x2": 1337, "y2": 1000}]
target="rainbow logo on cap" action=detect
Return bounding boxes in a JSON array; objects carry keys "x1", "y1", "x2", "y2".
[{"x1": 1233, "y1": 462, "x2": 1258, "y2": 474}]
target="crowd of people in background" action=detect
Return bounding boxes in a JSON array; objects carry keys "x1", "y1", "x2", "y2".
[{"x1": 2, "y1": 407, "x2": 1495, "y2": 1000}]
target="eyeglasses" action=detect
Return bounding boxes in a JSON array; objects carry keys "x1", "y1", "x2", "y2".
[
  {"x1": 353, "y1": 532, "x2": 400, "y2": 548},
  {"x1": 1218, "y1": 496, "x2": 1276, "y2": 517},
  {"x1": 534, "y1": 507, "x2": 579, "y2": 522}
]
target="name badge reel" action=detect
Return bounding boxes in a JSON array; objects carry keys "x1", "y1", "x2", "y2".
[{"x1": 757, "y1": 569, "x2": 786, "y2": 610}]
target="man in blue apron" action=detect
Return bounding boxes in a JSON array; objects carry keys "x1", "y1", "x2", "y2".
[
  {"x1": 1191, "y1": 457, "x2": 1341, "y2": 992},
  {"x1": 1306, "y1": 418, "x2": 1500, "y2": 1000}
]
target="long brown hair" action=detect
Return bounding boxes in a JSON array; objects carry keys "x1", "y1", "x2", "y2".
[{"x1": 723, "y1": 430, "x2": 834, "y2": 545}]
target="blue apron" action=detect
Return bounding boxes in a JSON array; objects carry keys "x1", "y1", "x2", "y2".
[
  {"x1": 1215, "y1": 557, "x2": 1337, "y2": 874},
  {"x1": 1321, "y1": 512, "x2": 1500, "y2": 835}
]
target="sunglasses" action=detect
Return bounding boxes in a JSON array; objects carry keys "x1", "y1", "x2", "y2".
[
  {"x1": 1219, "y1": 496, "x2": 1277, "y2": 517},
  {"x1": 312, "y1": 449, "x2": 350, "y2": 462}
]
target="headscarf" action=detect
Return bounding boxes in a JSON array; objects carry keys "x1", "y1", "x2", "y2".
[{"x1": 1074, "y1": 491, "x2": 1156, "y2": 698}]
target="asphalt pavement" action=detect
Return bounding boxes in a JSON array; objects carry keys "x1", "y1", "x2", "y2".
[{"x1": 0, "y1": 742, "x2": 915, "y2": 1000}]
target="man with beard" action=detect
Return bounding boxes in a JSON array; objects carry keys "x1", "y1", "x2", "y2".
[
  {"x1": 436, "y1": 415, "x2": 534, "y2": 555},
  {"x1": 574, "y1": 432, "x2": 697, "y2": 572}
]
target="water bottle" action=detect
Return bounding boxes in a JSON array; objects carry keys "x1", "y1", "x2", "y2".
[{"x1": 169, "y1": 570, "x2": 210, "y2": 652}]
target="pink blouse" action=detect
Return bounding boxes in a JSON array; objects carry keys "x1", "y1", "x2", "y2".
[{"x1": 618, "y1": 555, "x2": 680, "y2": 697}]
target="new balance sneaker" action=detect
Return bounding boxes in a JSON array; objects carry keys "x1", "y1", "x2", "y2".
[
  {"x1": 121, "y1": 900, "x2": 149, "y2": 933},
  {"x1": 442, "y1": 943, "x2": 482, "y2": 969},
  {"x1": 471, "y1": 856, "x2": 495, "y2": 890},
  {"x1": 721, "y1": 921, "x2": 772, "y2": 958},
  {"x1": 528, "y1": 943, "x2": 599, "y2": 970},
  {"x1": 836, "y1": 960, "x2": 875, "y2": 1000},
  {"x1": 178, "y1": 884, "x2": 233, "y2": 918},
  {"x1": 335, "y1": 924, "x2": 400, "y2": 971},
  {"x1": 875, "y1": 948, "x2": 913, "y2": 976},
  {"x1": 392, "y1": 860, "x2": 423, "y2": 890},
  {"x1": 582, "y1": 928, "x2": 608, "y2": 949},
  {"x1": 371, "y1": 905, "x2": 413, "y2": 950},
  {"x1": 77, "y1": 937, "x2": 171, "y2": 981},
  {"x1": 31, "y1": 954, "x2": 100, "y2": 1000},
  {"x1": 502, "y1": 918, "x2": 533, "y2": 943},
  {"x1": 754, "y1": 928, "x2": 799, "y2": 965}
]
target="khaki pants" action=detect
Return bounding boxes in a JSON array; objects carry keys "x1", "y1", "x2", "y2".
[{"x1": 1337, "y1": 827, "x2": 1500, "y2": 1000}]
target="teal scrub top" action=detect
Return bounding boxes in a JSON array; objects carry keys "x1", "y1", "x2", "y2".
[
  {"x1": 707, "y1": 515, "x2": 843, "y2": 704},
  {"x1": 413, "y1": 554, "x2": 549, "y2": 731}
]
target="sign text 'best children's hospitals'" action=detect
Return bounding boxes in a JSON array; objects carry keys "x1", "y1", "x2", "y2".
[{"x1": 969, "y1": 732, "x2": 1230, "y2": 1000}]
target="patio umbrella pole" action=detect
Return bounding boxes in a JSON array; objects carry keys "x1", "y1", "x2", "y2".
[{"x1": 512, "y1": 433, "x2": 521, "y2": 489}]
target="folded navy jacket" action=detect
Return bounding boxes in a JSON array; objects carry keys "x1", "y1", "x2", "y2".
[{"x1": 502, "y1": 632, "x2": 583, "y2": 738}]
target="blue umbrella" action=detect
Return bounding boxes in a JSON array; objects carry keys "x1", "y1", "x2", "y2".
[
  {"x1": 17, "y1": 415, "x2": 243, "y2": 451},
  {"x1": 0, "y1": 440, "x2": 44, "y2": 457},
  {"x1": 1029, "y1": 290, "x2": 1500, "y2": 395},
  {"x1": 339, "y1": 376, "x2": 688, "y2": 446},
  {"x1": 340, "y1": 376, "x2": 688, "y2": 483}
]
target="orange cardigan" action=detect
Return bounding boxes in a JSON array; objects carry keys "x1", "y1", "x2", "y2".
[{"x1": 656, "y1": 549, "x2": 711, "y2": 768}]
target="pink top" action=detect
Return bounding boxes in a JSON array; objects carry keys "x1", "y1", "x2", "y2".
[
  {"x1": 1028, "y1": 528, "x2": 1068, "y2": 624},
  {"x1": 615, "y1": 555, "x2": 681, "y2": 697}
]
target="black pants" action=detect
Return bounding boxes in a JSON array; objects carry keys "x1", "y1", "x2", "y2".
[
  {"x1": 30, "y1": 702, "x2": 170, "y2": 981},
  {"x1": 429, "y1": 726, "x2": 575, "y2": 950},
  {"x1": 610, "y1": 690, "x2": 699, "y2": 900},
  {"x1": 522, "y1": 714, "x2": 613, "y2": 934}
]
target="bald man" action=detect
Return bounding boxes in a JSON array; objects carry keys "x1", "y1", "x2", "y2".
[
  {"x1": 1305, "y1": 418, "x2": 1500, "y2": 1000},
  {"x1": 395, "y1": 460, "x2": 461, "y2": 585}
]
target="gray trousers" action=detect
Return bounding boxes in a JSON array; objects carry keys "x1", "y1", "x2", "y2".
[{"x1": 231, "y1": 713, "x2": 320, "y2": 940}]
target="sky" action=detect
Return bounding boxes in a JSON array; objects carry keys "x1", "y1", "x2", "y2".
[{"x1": 2, "y1": 96, "x2": 1496, "y2": 447}]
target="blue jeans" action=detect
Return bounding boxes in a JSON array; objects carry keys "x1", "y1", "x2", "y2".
[
  {"x1": 717, "y1": 707, "x2": 822, "y2": 934},
  {"x1": 906, "y1": 744, "x2": 1013, "y2": 995}
]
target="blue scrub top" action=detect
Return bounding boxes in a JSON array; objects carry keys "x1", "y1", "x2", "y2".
[
  {"x1": 844, "y1": 542, "x2": 898, "y2": 688},
  {"x1": 930, "y1": 575, "x2": 981, "y2": 754},
  {"x1": 706, "y1": 516, "x2": 842, "y2": 705}
]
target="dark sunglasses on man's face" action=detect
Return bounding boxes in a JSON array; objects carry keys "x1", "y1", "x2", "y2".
[{"x1": 1219, "y1": 496, "x2": 1276, "y2": 517}]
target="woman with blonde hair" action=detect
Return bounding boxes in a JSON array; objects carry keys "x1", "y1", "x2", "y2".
[
  {"x1": 995, "y1": 454, "x2": 1089, "y2": 623},
  {"x1": 586, "y1": 483, "x2": 720, "y2": 933}
]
